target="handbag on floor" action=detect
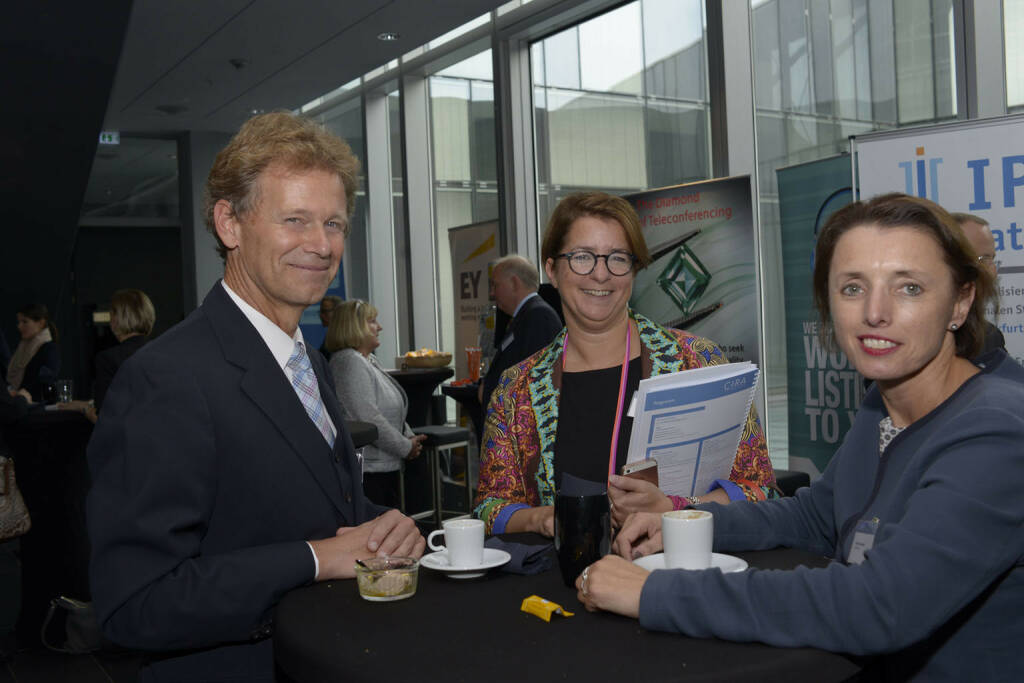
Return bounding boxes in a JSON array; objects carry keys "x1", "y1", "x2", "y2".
[
  {"x1": 41, "y1": 596, "x2": 105, "y2": 654},
  {"x1": 0, "y1": 454, "x2": 31, "y2": 540}
]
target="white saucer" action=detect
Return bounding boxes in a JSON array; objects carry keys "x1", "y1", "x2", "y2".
[
  {"x1": 420, "y1": 548, "x2": 511, "y2": 579},
  {"x1": 633, "y1": 552, "x2": 748, "y2": 573}
]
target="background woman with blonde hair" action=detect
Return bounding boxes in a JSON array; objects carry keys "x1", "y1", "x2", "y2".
[
  {"x1": 328, "y1": 300, "x2": 426, "y2": 508},
  {"x1": 94, "y1": 289, "x2": 155, "y2": 411}
]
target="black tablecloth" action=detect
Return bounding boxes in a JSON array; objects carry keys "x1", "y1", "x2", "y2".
[
  {"x1": 274, "y1": 541, "x2": 859, "y2": 683},
  {"x1": 440, "y1": 382, "x2": 484, "y2": 440},
  {"x1": 386, "y1": 368, "x2": 453, "y2": 428},
  {"x1": 2, "y1": 409, "x2": 93, "y2": 642}
]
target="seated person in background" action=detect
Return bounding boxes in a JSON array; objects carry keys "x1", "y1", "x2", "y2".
[
  {"x1": 318, "y1": 294, "x2": 343, "y2": 358},
  {"x1": 952, "y1": 212, "x2": 1005, "y2": 355},
  {"x1": 582, "y1": 193, "x2": 1024, "y2": 681},
  {"x1": 6, "y1": 303, "x2": 59, "y2": 400},
  {"x1": 478, "y1": 255, "x2": 563, "y2": 419},
  {"x1": 474, "y1": 192, "x2": 777, "y2": 537},
  {"x1": 328, "y1": 299, "x2": 426, "y2": 509}
]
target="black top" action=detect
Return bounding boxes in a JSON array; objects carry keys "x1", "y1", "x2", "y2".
[
  {"x1": 93, "y1": 334, "x2": 147, "y2": 411},
  {"x1": 18, "y1": 340, "x2": 60, "y2": 400},
  {"x1": 554, "y1": 356, "x2": 641, "y2": 489}
]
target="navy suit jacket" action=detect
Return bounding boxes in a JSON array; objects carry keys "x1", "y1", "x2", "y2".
[
  {"x1": 87, "y1": 283, "x2": 385, "y2": 682},
  {"x1": 480, "y1": 294, "x2": 563, "y2": 413}
]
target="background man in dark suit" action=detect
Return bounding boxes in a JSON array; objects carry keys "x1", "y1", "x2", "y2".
[
  {"x1": 953, "y1": 212, "x2": 1006, "y2": 355},
  {"x1": 479, "y1": 255, "x2": 563, "y2": 416},
  {"x1": 87, "y1": 112, "x2": 423, "y2": 682}
]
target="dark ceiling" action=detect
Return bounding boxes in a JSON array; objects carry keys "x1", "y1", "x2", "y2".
[{"x1": 105, "y1": 0, "x2": 511, "y2": 135}]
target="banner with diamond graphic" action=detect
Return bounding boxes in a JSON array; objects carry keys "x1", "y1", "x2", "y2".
[{"x1": 624, "y1": 175, "x2": 758, "y2": 366}]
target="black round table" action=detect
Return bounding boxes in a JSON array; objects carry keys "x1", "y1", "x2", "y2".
[
  {"x1": 2, "y1": 409, "x2": 94, "y2": 643},
  {"x1": 440, "y1": 381, "x2": 484, "y2": 440},
  {"x1": 274, "y1": 542, "x2": 859, "y2": 683},
  {"x1": 386, "y1": 367, "x2": 454, "y2": 428}
]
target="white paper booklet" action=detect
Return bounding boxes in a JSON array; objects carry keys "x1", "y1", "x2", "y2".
[{"x1": 625, "y1": 362, "x2": 759, "y2": 497}]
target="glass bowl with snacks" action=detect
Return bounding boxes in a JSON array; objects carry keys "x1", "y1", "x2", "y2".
[{"x1": 355, "y1": 557, "x2": 419, "y2": 602}]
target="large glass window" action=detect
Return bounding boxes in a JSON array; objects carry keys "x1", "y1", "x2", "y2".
[
  {"x1": 429, "y1": 50, "x2": 499, "y2": 356},
  {"x1": 388, "y1": 88, "x2": 412, "y2": 353},
  {"x1": 1006, "y1": 0, "x2": 1024, "y2": 110},
  {"x1": 531, "y1": 0, "x2": 711, "y2": 226},
  {"x1": 752, "y1": 0, "x2": 960, "y2": 456},
  {"x1": 315, "y1": 98, "x2": 369, "y2": 301}
]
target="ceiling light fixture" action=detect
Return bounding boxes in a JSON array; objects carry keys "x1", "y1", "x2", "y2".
[
  {"x1": 377, "y1": 32, "x2": 400, "y2": 41},
  {"x1": 155, "y1": 104, "x2": 189, "y2": 115}
]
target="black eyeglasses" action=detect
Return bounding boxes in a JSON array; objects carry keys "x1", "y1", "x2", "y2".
[{"x1": 556, "y1": 250, "x2": 636, "y2": 276}]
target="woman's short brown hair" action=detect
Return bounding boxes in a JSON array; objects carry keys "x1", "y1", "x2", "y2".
[
  {"x1": 541, "y1": 192, "x2": 651, "y2": 270},
  {"x1": 203, "y1": 111, "x2": 361, "y2": 259},
  {"x1": 325, "y1": 300, "x2": 378, "y2": 354},
  {"x1": 812, "y1": 192, "x2": 995, "y2": 358},
  {"x1": 110, "y1": 289, "x2": 155, "y2": 338}
]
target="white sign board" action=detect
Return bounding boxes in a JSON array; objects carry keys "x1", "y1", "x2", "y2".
[{"x1": 855, "y1": 116, "x2": 1024, "y2": 365}]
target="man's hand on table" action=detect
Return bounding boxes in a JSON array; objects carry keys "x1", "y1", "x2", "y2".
[
  {"x1": 310, "y1": 509, "x2": 425, "y2": 580},
  {"x1": 575, "y1": 555, "x2": 648, "y2": 619},
  {"x1": 612, "y1": 511, "x2": 664, "y2": 560},
  {"x1": 607, "y1": 474, "x2": 672, "y2": 528}
]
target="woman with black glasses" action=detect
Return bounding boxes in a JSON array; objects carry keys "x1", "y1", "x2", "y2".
[{"x1": 474, "y1": 192, "x2": 777, "y2": 536}]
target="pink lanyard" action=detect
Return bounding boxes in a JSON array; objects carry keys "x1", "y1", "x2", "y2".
[{"x1": 561, "y1": 322, "x2": 632, "y2": 483}]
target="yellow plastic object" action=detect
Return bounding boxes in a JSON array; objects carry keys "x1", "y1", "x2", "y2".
[{"x1": 520, "y1": 595, "x2": 574, "y2": 622}]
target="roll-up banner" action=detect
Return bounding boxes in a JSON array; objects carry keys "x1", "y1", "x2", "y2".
[
  {"x1": 448, "y1": 220, "x2": 499, "y2": 380},
  {"x1": 624, "y1": 175, "x2": 759, "y2": 366},
  {"x1": 854, "y1": 116, "x2": 1024, "y2": 366},
  {"x1": 777, "y1": 155, "x2": 857, "y2": 478}
]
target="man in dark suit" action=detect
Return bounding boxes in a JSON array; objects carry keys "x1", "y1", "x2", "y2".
[
  {"x1": 479, "y1": 255, "x2": 563, "y2": 417},
  {"x1": 953, "y1": 212, "x2": 1006, "y2": 355},
  {"x1": 87, "y1": 113, "x2": 423, "y2": 682}
]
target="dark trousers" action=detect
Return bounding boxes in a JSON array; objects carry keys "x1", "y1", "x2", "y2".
[{"x1": 362, "y1": 470, "x2": 401, "y2": 510}]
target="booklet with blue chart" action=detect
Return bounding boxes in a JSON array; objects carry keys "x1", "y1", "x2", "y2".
[{"x1": 625, "y1": 362, "x2": 759, "y2": 497}]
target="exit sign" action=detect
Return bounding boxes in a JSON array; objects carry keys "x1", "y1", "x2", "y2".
[{"x1": 99, "y1": 131, "x2": 120, "y2": 145}]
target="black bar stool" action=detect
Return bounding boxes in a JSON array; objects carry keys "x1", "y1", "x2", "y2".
[{"x1": 406, "y1": 425, "x2": 472, "y2": 527}]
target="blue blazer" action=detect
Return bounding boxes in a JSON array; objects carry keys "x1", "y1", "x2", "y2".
[{"x1": 87, "y1": 283, "x2": 385, "y2": 682}]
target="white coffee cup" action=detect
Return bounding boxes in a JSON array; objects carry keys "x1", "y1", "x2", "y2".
[
  {"x1": 662, "y1": 509, "x2": 713, "y2": 570},
  {"x1": 427, "y1": 518, "x2": 484, "y2": 567}
]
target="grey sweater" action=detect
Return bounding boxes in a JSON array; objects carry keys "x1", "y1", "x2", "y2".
[
  {"x1": 329, "y1": 349, "x2": 414, "y2": 473},
  {"x1": 640, "y1": 350, "x2": 1024, "y2": 681}
]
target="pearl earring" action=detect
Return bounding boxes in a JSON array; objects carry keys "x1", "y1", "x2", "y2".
[{"x1": 950, "y1": 323, "x2": 959, "y2": 331}]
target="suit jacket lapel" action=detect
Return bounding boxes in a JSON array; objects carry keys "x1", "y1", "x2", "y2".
[{"x1": 204, "y1": 285, "x2": 346, "y2": 516}]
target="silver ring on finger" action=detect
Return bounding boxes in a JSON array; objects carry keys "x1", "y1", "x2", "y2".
[{"x1": 581, "y1": 566, "x2": 591, "y2": 596}]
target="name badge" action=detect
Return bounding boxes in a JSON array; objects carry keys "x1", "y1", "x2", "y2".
[{"x1": 847, "y1": 517, "x2": 879, "y2": 565}]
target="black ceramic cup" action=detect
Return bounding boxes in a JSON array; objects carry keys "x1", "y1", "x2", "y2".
[{"x1": 553, "y1": 491, "x2": 611, "y2": 587}]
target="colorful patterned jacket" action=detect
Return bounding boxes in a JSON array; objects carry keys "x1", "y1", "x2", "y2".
[{"x1": 474, "y1": 312, "x2": 777, "y2": 534}]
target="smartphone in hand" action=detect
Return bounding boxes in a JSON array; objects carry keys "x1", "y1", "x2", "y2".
[{"x1": 620, "y1": 459, "x2": 658, "y2": 487}]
